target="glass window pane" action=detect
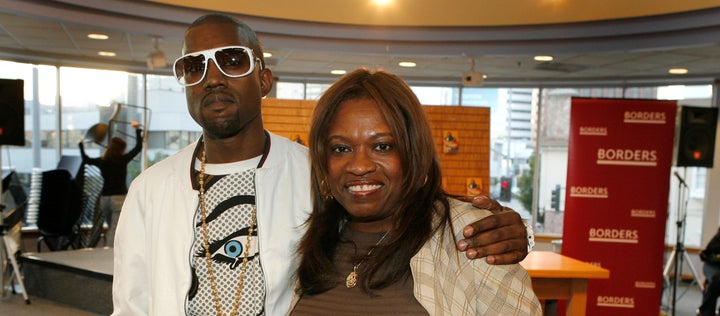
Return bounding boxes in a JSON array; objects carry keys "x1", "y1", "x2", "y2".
[
  {"x1": 276, "y1": 82, "x2": 305, "y2": 99},
  {"x1": 2, "y1": 57, "x2": 715, "y2": 249},
  {"x1": 664, "y1": 86, "x2": 712, "y2": 248},
  {"x1": 461, "y1": 87, "x2": 500, "y2": 107},
  {"x1": 306, "y1": 83, "x2": 331, "y2": 100},
  {"x1": 534, "y1": 88, "x2": 573, "y2": 234},
  {"x1": 411, "y1": 86, "x2": 459, "y2": 105},
  {"x1": 145, "y1": 74, "x2": 201, "y2": 168},
  {"x1": 532, "y1": 85, "x2": 711, "y2": 247},
  {"x1": 1, "y1": 62, "x2": 58, "y2": 190},
  {"x1": 462, "y1": 87, "x2": 536, "y2": 221},
  {"x1": 59, "y1": 67, "x2": 145, "y2": 185}
]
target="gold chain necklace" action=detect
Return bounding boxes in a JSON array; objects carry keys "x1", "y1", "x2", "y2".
[
  {"x1": 345, "y1": 230, "x2": 390, "y2": 288},
  {"x1": 198, "y1": 148, "x2": 257, "y2": 316}
]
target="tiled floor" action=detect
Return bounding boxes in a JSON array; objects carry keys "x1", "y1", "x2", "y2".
[
  {"x1": 661, "y1": 281, "x2": 705, "y2": 316},
  {"x1": 0, "y1": 243, "x2": 710, "y2": 316},
  {"x1": 0, "y1": 289, "x2": 100, "y2": 316}
]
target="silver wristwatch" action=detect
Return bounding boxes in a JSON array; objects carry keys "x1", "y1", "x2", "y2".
[{"x1": 524, "y1": 220, "x2": 535, "y2": 253}]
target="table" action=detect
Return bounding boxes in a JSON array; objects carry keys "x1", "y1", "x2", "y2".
[{"x1": 520, "y1": 251, "x2": 610, "y2": 315}]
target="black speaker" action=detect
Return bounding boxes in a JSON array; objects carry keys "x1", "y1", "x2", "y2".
[
  {"x1": 0, "y1": 79, "x2": 25, "y2": 146},
  {"x1": 676, "y1": 106, "x2": 718, "y2": 168}
]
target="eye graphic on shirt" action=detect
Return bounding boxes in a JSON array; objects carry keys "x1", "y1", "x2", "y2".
[{"x1": 197, "y1": 226, "x2": 259, "y2": 269}]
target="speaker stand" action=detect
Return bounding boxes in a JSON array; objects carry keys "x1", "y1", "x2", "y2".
[{"x1": 662, "y1": 169, "x2": 702, "y2": 315}]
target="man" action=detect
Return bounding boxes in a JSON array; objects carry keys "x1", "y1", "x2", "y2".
[
  {"x1": 112, "y1": 13, "x2": 532, "y2": 316},
  {"x1": 699, "y1": 227, "x2": 720, "y2": 316}
]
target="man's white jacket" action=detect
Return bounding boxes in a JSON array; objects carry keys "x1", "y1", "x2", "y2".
[{"x1": 112, "y1": 133, "x2": 311, "y2": 316}]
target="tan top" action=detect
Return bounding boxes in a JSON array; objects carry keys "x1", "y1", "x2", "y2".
[{"x1": 290, "y1": 229, "x2": 428, "y2": 315}]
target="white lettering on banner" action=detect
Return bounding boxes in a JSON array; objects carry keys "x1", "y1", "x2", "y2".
[
  {"x1": 588, "y1": 262, "x2": 602, "y2": 267},
  {"x1": 623, "y1": 111, "x2": 666, "y2": 124},
  {"x1": 597, "y1": 148, "x2": 658, "y2": 167},
  {"x1": 579, "y1": 126, "x2": 608, "y2": 136},
  {"x1": 635, "y1": 281, "x2": 656, "y2": 289},
  {"x1": 570, "y1": 186, "x2": 609, "y2": 198},
  {"x1": 631, "y1": 209, "x2": 656, "y2": 218},
  {"x1": 597, "y1": 296, "x2": 635, "y2": 308},
  {"x1": 588, "y1": 228, "x2": 639, "y2": 243}
]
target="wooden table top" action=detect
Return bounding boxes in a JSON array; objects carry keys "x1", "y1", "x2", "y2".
[{"x1": 520, "y1": 251, "x2": 610, "y2": 279}]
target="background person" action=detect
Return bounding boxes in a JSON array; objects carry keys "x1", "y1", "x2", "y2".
[
  {"x1": 699, "y1": 227, "x2": 720, "y2": 316},
  {"x1": 79, "y1": 121, "x2": 142, "y2": 246},
  {"x1": 291, "y1": 68, "x2": 542, "y2": 315},
  {"x1": 112, "y1": 13, "x2": 532, "y2": 316}
]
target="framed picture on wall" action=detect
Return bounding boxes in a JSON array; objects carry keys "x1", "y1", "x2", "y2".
[
  {"x1": 466, "y1": 177, "x2": 482, "y2": 196},
  {"x1": 290, "y1": 133, "x2": 308, "y2": 146},
  {"x1": 443, "y1": 130, "x2": 459, "y2": 153}
]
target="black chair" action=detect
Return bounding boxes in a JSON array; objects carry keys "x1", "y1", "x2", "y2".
[
  {"x1": 1, "y1": 170, "x2": 30, "y2": 303},
  {"x1": 76, "y1": 163, "x2": 105, "y2": 248},
  {"x1": 2, "y1": 171, "x2": 26, "y2": 234},
  {"x1": 36, "y1": 169, "x2": 83, "y2": 251}
]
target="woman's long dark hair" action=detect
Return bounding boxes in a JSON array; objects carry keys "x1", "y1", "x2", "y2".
[
  {"x1": 296, "y1": 68, "x2": 453, "y2": 295},
  {"x1": 102, "y1": 137, "x2": 127, "y2": 162}
]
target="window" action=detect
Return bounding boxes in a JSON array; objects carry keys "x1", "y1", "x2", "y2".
[
  {"x1": 276, "y1": 82, "x2": 305, "y2": 99},
  {"x1": 532, "y1": 85, "x2": 712, "y2": 247},
  {"x1": 411, "y1": 86, "x2": 459, "y2": 105},
  {"x1": 2, "y1": 58, "x2": 714, "y2": 248}
]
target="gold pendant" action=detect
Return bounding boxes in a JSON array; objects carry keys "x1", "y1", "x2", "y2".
[{"x1": 346, "y1": 271, "x2": 358, "y2": 288}]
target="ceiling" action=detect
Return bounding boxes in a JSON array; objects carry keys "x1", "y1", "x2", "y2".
[{"x1": 1, "y1": 0, "x2": 720, "y2": 87}]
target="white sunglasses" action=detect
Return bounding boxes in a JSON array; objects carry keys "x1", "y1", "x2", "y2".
[{"x1": 172, "y1": 45, "x2": 263, "y2": 87}]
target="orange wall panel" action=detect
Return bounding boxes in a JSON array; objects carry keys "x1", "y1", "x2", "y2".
[{"x1": 262, "y1": 99, "x2": 490, "y2": 196}]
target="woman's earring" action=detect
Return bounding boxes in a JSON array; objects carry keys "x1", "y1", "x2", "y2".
[{"x1": 321, "y1": 180, "x2": 334, "y2": 200}]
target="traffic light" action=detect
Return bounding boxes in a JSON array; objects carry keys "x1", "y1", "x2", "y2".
[
  {"x1": 550, "y1": 185, "x2": 561, "y2": 211},
  {"x1": 499, "y1": 176, "x2": 512, "y2": 201}
]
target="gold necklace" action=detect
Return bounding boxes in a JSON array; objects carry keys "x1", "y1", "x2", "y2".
[
  {"x1": 345, "y1": 230, "x2": 390, "y2": 288},
  {"x1": 199, "y1": 148, "x2": 257, "y2": 316}
]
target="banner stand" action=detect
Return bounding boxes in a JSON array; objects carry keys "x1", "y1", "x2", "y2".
[{"x1": 562, "y1": 97, "x2": 678, "y2": 315}]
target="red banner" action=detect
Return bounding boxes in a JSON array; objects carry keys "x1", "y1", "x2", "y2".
[{"x1": 562, "y1": 98, "x2": 677, "y2": 315}]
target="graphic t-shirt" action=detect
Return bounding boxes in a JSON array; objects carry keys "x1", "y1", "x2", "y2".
[{"x1": 187, "y1": 158, "x2": 266, "y2": 315}]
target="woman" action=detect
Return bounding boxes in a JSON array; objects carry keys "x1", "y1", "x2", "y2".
[
  {"x1": 79, "y1": 122, "x2": 143, "y2": 246},
  {"x1": 699, "y1": 227, "x2": 720, "y2": 316},
  {"x1": 291, "y1": 68, "x2": 541, "y2": 315}
]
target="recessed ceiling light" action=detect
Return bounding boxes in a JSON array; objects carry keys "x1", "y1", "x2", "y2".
[
  {"x1": 331, "y1": 69, "x2": 346, "y2": 75},
  {"x1": 373, "y1": 0, "x2": 392, "y2": 5},
  {"x1": 98, "y1": 51, "x2": 116, "y2": 57},
  {"x1": 668, "y1": 68, "x2": 688, "y2": 75},
  {"x1": 534, "y1": 55, "x2": 554, "y2": 62},
  {"x1": 87, "y1": 33, "x2": 109, "y2": 40},
  {"x1": 398, "y1": 61, "x2": 416, "y2": 67},
  {"x1": 263, "y1": 52, "x2": 273, "y2": 58}
]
